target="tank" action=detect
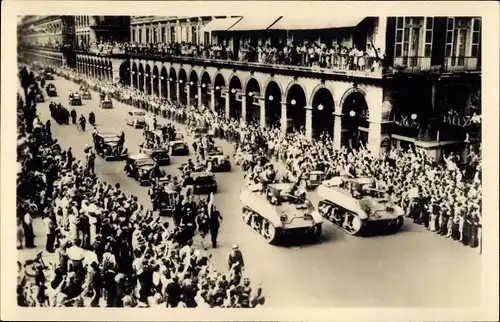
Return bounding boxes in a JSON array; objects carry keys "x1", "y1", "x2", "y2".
[
  {"x1": 317, "y1": 176, "x2": 404, "y2": 235},
  {"x1": 239, "y1": 183, "x2": 323, "y2": 244}
]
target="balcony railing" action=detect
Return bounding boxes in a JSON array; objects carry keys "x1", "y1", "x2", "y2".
[
  {"x1": 391, "y1": 56, "x2": 480, "y2": 73},
  {"x1": 443, "y1": 56, "x2": 480, "y2": 72},
  {"x1": 75, "y1": 49, "x2": 383, "y2": 80}
]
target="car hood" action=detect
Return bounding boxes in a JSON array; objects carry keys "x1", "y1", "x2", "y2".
[
  {"x1": 170, "y1": 141, "x2": 186, "y2": 146},
  {"x1": 138, "y1": 165, "x2": 155, "y2": 171}
]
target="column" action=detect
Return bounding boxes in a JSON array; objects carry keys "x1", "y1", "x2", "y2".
[
  {"x1": 210, "y1": 89, "x2": 215, "y2": 111},
  {"x1": 186, "y1": 84, "x2": 191, "y2": 107},
  {"x1": 241, "y1": 94, "x2": 247, "y2": 123},
  {"x1": 373, "y1": 16, "x2": 387, "y2": 56},
  {"x1": 176, "y1": 81, "x2": 180, "y2": 103},
  {"x1": 158, "y1": 77, "x2": 162, "y2": 98},
  {"x1": 368, "y1": 122, "x2": 382, "y2": 156},
  {"x1": 144, "y1": 75, "x2": 148, "y2": 93},
  {"x1": 198, "y1": 85, "x2": 202, "y2": 108},
  {"x1": 197, "y1": 18, "x2": 202, "y2": 44},
  {"x1": 305, "y1": 106, "x2": 313, "y2": 140},
  {"x1": 259, "y1": 98, "x2": 266, "y2": 129},
  {"x1": 280, "y1": 102, "x2": 288, "y2": 133},
  {"x1": 225, "y1": 91, "x2": 230, "y2": 120},
  {"x1": 166, "y1": 79, "x2": 171, "y2": 101},
  {"x1": 131, "y1": 71, "x2": 134, "y2": 87},
  {"x1": 333, "y1": 114, "x2": 342, "y2": 150}
]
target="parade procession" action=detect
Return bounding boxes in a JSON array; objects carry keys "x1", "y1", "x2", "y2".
[{"x1": 11, "y1": 13, "x2": 487, "y2": 310}]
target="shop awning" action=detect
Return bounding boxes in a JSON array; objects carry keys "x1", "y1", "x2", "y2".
[
  {"x1": 269, "y1": 16, "x2": 366, "y2": 30},
  {"x1": 203, "y1": 17, "x2": 242, "y2": 32},
  {"x1": 228, "y1": 16, "x2": 283, "y2": 31}
]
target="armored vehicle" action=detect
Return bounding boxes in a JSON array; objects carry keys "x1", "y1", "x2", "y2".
[
  {"x1": 317, "y1": 176, "x2": 404, "y2": 235},
  {"x1": 239, "y1": 183, "x2": 323, "y2": 244}
]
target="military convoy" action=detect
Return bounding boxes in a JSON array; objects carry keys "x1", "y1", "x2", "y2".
[
  {"x1": 239, "y1": 183, "x2": 323, "y2": 244},
  {"x1": 317, "y1": 176, "x2": 404, "y2": 235}
]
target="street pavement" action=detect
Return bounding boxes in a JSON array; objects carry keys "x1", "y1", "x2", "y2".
[{"x1": 18, "y1": 75, "x2": 482, "y2": 307}]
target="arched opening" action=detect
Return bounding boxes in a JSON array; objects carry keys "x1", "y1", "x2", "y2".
[
  {"x1": 169, "y1": 68, "x2": 177, "y2": 102},
  {"x1": 311, "y1": 88, "x2": 335, "y2": 139},
  {"x1": 341, "y1": 90, "x2": 369, "y2": 149},
  {"x1": 160, "y1": 66, "x2": 167, "y2": 98},
  {"x1": 213, "y1": 74, "x2": 226, "y2": 116},
  {"x1": 200, "y1": 72, "x2": 211, "y2": 108},
  {"x1": 138, "y1": 64, "x2": 145, "y2": 92},
  {"x1": 189, "y1": 70, "x2": 198, "y2": 107},
  {"x1": 286, "y1": 84, "x2": 307, "y2": 133},
  {"x1": 245, "y1": 78, "x2": 261, "y2": 125},
  {"x1": 145, "y1": 65, "x2": 152, "y2": 95},
  {"x1": 132, "y1": 63, "x2": 138, "y2": 88},
  {"x1": 152, "y1": 66, "x2": 159, "y2": 96},
  {"x1": 119, "y1": 62, "x2": 129, "y2": 86},
  {"x1": 264, "y1": 81, "x2": 282, "y2": 128},
  {"x1": 229, "y1": 76, "x2": 242, "y2": 120},
  {"x1": 178, "y1": 69, "x2": 187, "y2": 105}
]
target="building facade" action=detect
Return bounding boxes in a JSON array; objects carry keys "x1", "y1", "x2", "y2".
[
  {"x1": 20, "y1": 15, "x2": 481, "y2": 160},
  {"x1": 75, "y1": 15, "x2": 130, "y2": 49}
]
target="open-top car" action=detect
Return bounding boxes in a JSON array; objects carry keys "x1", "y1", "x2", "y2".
[
  {"x1": 206, "y1": 145, "x2": 231, "y2": 172},
  {"x1": 69, "y1": 93, "x2": 82, "y2": 106},
  {"x1": 192, "y1": 126, "x2": 209, "y2": 139},
  {"x1": 46, "y1": 83, "x2": 57, "y2": 97},
  {"x1": 168, "y1": 132, "x2": 189, "y2": 156},
  {"x1": 94, "y1": 132, "x2": 127, "y2": 161},
  {"x1": 124, "y1": 153, "x2": 158, "y2": 185},
  {"x1": 100, "y1": 95, "x2": 113, "y2": 109},
  {"x1": 141, "y1": 146, "x2": 171, "y2": 166},
  {"x1": 81, "y1": 89, "x2": 92, "y2": 100},
  {"x1": 126, "y1": 110, "x2": 146, "y2": 128}
]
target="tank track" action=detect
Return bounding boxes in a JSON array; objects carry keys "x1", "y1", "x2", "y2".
[
  {"x1": 318, "y1": 200, "x2": 364, "y2": 235},
  {"x1": 242, "y1": 207, "x2": 280, "y2": 244}
]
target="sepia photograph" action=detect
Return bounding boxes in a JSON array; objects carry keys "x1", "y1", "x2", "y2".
[{"x1": 1, "y1": 1, "x2": 498, "y2": 321}]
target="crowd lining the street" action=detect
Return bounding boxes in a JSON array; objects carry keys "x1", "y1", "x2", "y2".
[
  {"x1": 17, "y1": 60, "x2": 483, "y2": 306},
  {"x1": 16, "y1": 63, "x2": 265, "y2": 308},
  {"x1": 48, "y1": 62, "x2": 482, "y2": 248}
]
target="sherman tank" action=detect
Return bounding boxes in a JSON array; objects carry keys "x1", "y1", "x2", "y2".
[
  {"x1": 317, "y1": 176, "x2": 404, "y2": 235},
  {"x1": 239, "y1": 183, "x2": 323, "y2": 244}
]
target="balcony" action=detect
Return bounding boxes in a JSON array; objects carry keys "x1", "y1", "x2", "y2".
[
  {"x1": 390, "y1": 56, "x2": 480, "y2": 74},
  {"x1": 75, "y1": 49, "x2": 383, "y2": 83}
]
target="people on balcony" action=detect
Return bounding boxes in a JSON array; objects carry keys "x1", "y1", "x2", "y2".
[{"x1": 75, "y1": 39, "x2": 385, "y2": 74}]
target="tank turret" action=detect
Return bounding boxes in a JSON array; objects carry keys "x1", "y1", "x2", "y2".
[
  {"x1": 239, "y1": 183, "x2": 322, "y2": 244},
  {"x1": 317, "y1": 176, "x2": 404, "y2": 235}
]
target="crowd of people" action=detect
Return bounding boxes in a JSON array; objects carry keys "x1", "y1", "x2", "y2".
[
  {"x1": 78, "y1": 40, "x2": 384, "y2": 73},
  {"x1": 18, "y1": 61, "x2": 482, "y2": 307},
  {"x1": 45, "y1": 62, "x2": 483, "y2": 251},
  {"x1": 16, "y1": 63, "x2": 266, "y2": 307}
]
